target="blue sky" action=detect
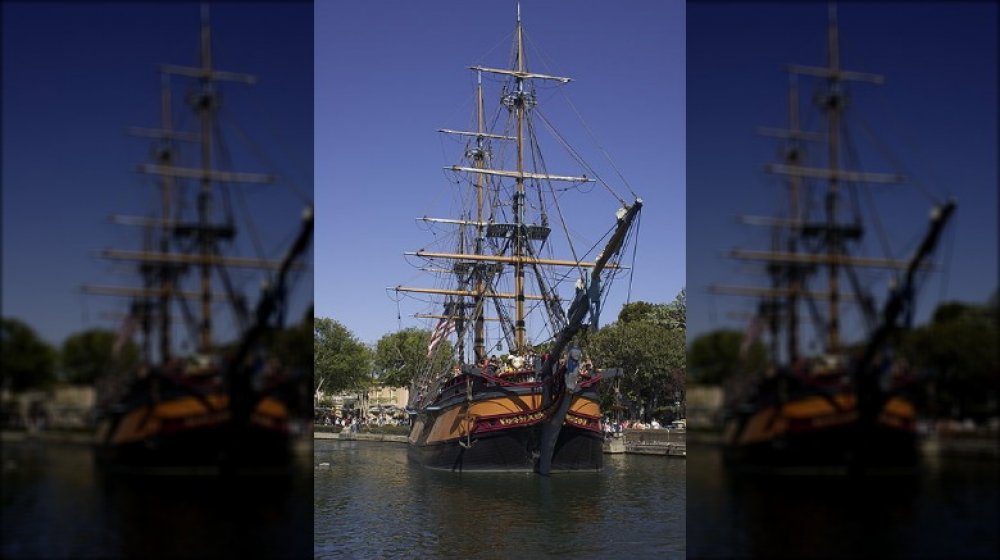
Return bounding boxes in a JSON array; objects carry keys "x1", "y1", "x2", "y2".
[
  {"x1": 687, "y1": 2, "x2": 997, "y2": 352},
  {"x1": 2, "y1": 3, "x2": 314, "y2": 352},
  {"x1": 315, "y1": 0, "x2": 687, "y2": 345}
]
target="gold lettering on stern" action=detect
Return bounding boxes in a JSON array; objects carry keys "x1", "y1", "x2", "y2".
[{"x1": 498, "y1": 411, "x2": 546, "y2": 426}]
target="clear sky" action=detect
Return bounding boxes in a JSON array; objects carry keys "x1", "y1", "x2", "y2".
[
  {"x1": 687, "y1": 2, "x2": 998, "y2": 351},
  {"x1": 315, "y1": 0, "x2": 687, "y2": 346},
  {"x1": 2, "y1": 2, "x2": 314, "y2": 351}
]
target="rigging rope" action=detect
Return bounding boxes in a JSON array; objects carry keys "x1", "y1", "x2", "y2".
[
  {"x1": 854, "y1": 107, "x2": 941, "y2": 206},
  {"x1": 626, "y1": 210, "x2": 642, "y2": 304},
  {"x1": 534, "y1": 109, "x2": 626, "y2": 206}
]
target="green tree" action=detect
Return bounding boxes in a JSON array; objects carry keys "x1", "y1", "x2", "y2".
[
  {"x1": 688, "y1": 329, "x2": 768, "y2": 386},
  {"x1": 585, "y1": 290, "x2": 687, "y2": 421},
  {"x1": 589, "y1": 319, "x2": 685, "y2": 420},
  {"x1": 617, "y1": 289, "x2": 686, "y2": 329},
  {"x1": 314, "y1": 318, "x2": 372, "y2": 394},
  {"x1": 60, "y1": 328, "x2": 140, "y2": 385},
  {"x1": 270, "y1": 310, "x2": 313, "y2": 372},
  {"x1": 901, "y1": 299, "x2": 999, "y2": 420},
  {"x1": 1, "y1": 318, "x2": 57, "y2": 392},
  {"x1": 374, "y1": 327, "x2": 454, "y2": 388}
]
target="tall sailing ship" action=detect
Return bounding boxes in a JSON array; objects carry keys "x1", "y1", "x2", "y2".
[
  {"x1": 714, "y1": 6, "x2": 955, "y2": 472},
  {"x1": 85, "y1": 7, "x2": 313, "y2": 475},
  {"x1": 396, "y1": 7, "x2": 643, "y2": 474}
]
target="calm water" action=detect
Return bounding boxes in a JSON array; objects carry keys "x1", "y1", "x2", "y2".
[
  {"x1": 314, "y1": 439, "x2": 686, "y2": 559},
  {"x1": 688, "y1": 442, "x2": 1000, "y2": 559},
  {"x1": 1, "y1": 438, "x2": 312, "y2": 559}
]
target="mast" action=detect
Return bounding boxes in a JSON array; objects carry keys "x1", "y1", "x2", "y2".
[
  {"x1": 823, "y1": 3, "x2": 842, "y2": 353},
  {"x1": 196, "y1": 4, "x2": 215, "y2": 352},
  {"x1": 473, "y1": 70, "x2": 487, "y2": 362},
  {"x1": 158, "y1": 73, "x2": 175, "y2": 363},
  {"x1": 785, "y1": 75, "x2": 802, "y2": 363},
  {"x1": 513, "y1": 6, "x2": 527, "y2": 354}
]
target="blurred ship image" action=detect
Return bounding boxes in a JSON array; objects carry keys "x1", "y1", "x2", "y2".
[
  {"x1": 713, "y1": 6, "x2": 956, "y2": 474},
  {"x1": 86, "y1": 7, "x2": 313, "y2": 476}
]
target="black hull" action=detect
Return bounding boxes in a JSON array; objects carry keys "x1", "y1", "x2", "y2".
[
  {"x1": 408, "y1": 422, "x2": 603, "y2": 473},
  {"x1": 95, "y1": 421, "x2": 292, "y2": 476},
  {"x1": 723, "y1": 421, "x2": 918, "y2": 473}
]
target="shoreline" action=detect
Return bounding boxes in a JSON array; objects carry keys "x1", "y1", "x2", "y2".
[{"x1": 685, "y1": 428, "x2": 1000, "y2": 458}]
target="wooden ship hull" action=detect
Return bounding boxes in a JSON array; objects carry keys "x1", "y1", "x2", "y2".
[
  {"x1": 94, "y1": 372, "x2": 298, "y2": 475},
  {"x1": 722, "y1": 376, "x2": 919, "y2": 471},
  {"x1": 407, "y1": 371, "x2": 604, "y2": 472}
]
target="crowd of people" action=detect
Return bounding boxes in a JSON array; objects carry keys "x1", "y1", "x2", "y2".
[
  {"x1": 315, "y1": 411, "x2": 408, "y2": 431},
  {"x1": 602, "y1": 417, "x2": 680, "y2": 435}
]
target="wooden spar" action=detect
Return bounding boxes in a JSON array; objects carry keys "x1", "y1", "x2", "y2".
[
  {"x1": 82, "y1": 285, "x2": 230, "y2": 302},
  {"x1": 786, "y1": 64, "x2": 883, "y2": 84},
  {"x1": 468, "y1": 66, "x2": 571, "y2": 83},
  {"x1": 418, "y1": 217, "x2": 490, "y2": 226},
  {"x1": 137, "y1": 164, "x2": 273, "y2": 184},
  {"x1": 739, "y1": 216, "x2": 804, "y2": 227},
  {"x1": 710, "y1": 285, "x2": 860, "y2": 302},
  {"x1": 407, "y1": 251, "x2": 626, "y2": 269},
  {"x1": 159, "y1": 64, "x2": 256, "y2": 84},
  {"x1": 728, "y1": 250, "x2": 926, "y2": 270},
  {"x1": 393, "y1": 286, "x2": 554, "y2": 302},
  {"x1": 765, "y1": 164, "x2": 902, "y2": 184},
  {"x1": 756, "y1": 127, "x2": 826, "y2": 142},
  {"x1": 416, "y1": 314, "x2": 500, "y2": 322},
  {"x1": 446, "y1": 165, "x2": 593, "y2": 183},
  {"x1": 437, "y1": 128, "x2": 515, "y2": 141},
  {"x1": 101, "y1": 249, "x2": 304, "y2": 270},
  {"x1": 127, "y1": 127, "x2": 201, "y2": 143}
]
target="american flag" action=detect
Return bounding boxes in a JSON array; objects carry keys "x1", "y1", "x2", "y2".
[
  {"x1": 112, "y1": 311, "x2": 137, "y2": 358},
  {"x1": 739, "y1": 314, "x2": 766, "y2": 358},
  {"x1": 426, "y1": 317, "x2": 456, "y2": 358}
]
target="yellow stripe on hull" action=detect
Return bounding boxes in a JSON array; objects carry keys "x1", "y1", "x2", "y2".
[
  {"x1": 418, "y1": 393, "x2": 602, "y2": 445},
  {"x1": 107, "y1": 393, "x2": 289, "y2": 445},
  {"x1": 424, "y1": 394, "x2": 542, "y2": 444},
  {"x1": 731, "y1": 393, "x2": 914, "y2": 446}
]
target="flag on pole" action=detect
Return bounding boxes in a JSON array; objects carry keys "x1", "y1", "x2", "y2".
[
  {"x1": 427, "y1": 317, "x2": 456, "y2": 358},
  {"x1": 113, "y1": 311, "x2": 137, "y2": 358},
  {"x1": 740, "y1": 314, "x2": 766, "y2": 358}
]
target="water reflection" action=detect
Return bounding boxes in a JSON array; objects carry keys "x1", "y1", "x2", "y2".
[
  {"x1": 688, "y1": 443, "x2": 1000, "y2": 559},
  {"x1": 2, "y1": 439, "x2": 312, "y2": 559},
  {"x1": 314, "y1": 440, "x2": 685, "y2": 559}
]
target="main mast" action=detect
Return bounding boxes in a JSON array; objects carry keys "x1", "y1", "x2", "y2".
[
  {"x1": 196, "y1": 4, "x2": 215, "y2": 352},
  {"x1": 822, "y1": 3, "x2": 843, "y2": 353},
  {"x1": 513, "y1": 6, "x2": 527, "y2": 354}
]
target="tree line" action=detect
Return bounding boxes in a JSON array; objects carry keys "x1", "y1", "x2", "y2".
[{"x1": 1, "y1": 313, "x2": 313, "y2": 393}]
